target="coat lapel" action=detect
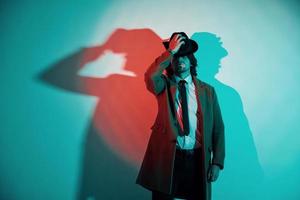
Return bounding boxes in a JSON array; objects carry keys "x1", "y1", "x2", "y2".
[
  {"x1": 169, "y1": 75, "x2": 177, "y2": 105},
  {"x1": 192, "y1": 75, "x2": 205, "y2": 115}
]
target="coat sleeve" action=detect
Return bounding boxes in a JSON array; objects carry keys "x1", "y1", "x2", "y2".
[
  {"x1": 144, "y1": 50, "x2": 173, "y2": 95},
  {"x1": 211, "y1": 87, "x2": 225, "y2": 170}
]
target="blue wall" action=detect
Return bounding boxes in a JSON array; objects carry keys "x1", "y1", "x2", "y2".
[{"x1": 1, "y1": 0, "x2": 299, "y2": 199}]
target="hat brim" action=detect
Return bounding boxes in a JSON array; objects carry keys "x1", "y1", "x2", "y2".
[{"x1": 162, "y1": 39, "x2": 198, "y2": 56}]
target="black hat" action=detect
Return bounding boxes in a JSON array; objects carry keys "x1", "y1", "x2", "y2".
[{"x1": 162, "y1": 32, "x2": 198, "y2": 56}]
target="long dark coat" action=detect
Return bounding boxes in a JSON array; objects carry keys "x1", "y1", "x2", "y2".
[{"x1": 136, "y1": 50, "x2": 225, "y2": 200}]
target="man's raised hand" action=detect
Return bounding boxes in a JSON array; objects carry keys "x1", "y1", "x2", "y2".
[{"x1": 168, "y1": 34, "x2": 186, "y2": 55}]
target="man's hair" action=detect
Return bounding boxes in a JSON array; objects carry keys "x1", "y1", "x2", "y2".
[{"x1": 166, "y1": 54, "x2": 198, "y2": 77}]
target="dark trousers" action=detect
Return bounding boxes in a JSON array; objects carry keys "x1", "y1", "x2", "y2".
[{"x1": 152, "y1": 147, "x2": 204, "y2": 200}]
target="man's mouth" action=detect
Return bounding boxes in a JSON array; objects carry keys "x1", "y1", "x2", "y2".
[{"x1": 178, "y1": 63, "x2": 186, "y2": 69}]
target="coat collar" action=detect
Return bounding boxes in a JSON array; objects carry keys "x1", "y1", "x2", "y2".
[
  {"x1": 169, "y1": 74, "x2": 204, "y2": 98},
  {"x1": 173, "y1": 74, "x2": 193, "y2": 85}
]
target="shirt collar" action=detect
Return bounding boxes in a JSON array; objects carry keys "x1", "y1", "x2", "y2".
[{"x1": 174, "y1": 74, "x2": 193, "y2": 85}]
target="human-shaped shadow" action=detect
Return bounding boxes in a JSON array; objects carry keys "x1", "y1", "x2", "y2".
[
  {"x1": 36, "y1": 28, "x2": 165, "y2": 200},
  {"x1": 191, "y1": 32, "x2": 264, "y2": 200}
]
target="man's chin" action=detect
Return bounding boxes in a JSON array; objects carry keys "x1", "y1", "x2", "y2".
[
  {"x1": 177, "y1": 67, "x2": 189, "y2": 72},
  {"x1": 175, "y1": 70, "x2": 189, "y2": 75}
]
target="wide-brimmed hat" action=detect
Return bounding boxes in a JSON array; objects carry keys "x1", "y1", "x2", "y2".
[{"x1": 162, "y1": 32, "x2": 198, "y2": 56}]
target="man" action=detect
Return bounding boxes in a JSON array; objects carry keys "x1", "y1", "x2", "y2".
[{"x1": 136, "y1": 32, "x2": 225, "y2": 200}]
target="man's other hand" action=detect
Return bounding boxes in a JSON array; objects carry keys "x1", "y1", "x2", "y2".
[{"x1": 207, "y1": 164, "x2": 220, "y2": 182}]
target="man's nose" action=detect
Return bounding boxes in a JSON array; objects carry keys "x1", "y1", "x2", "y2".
[{"x1": 178, "y1": 57, "x2": 186, "y2": 62}]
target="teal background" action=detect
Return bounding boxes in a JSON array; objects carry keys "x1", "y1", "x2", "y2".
[{"x1": 1, "y1": 0, "x2": 300, "y2": 199}]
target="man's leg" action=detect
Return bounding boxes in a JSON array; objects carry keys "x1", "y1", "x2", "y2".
[{"x1": 185, "y1": 148, "x2": 204, "y2": 200}]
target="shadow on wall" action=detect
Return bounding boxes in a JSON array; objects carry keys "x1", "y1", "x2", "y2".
[
  {"x1": 35, "y1": 28, "x2": 166, "y2": 200},
  {"x1": 192, "y1": 32, "x2": 265, "y2": 200},
  {"x1": 35, "y1": 28, "x2": 264, "y2": 200}
]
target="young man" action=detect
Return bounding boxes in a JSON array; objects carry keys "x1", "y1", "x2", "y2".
[{"x1": 136, "y1": 32, "x2": 225, "y2": 200}]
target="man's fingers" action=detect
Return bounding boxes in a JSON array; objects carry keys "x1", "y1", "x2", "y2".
[
  {"x1": 212, "y1": 174, "x2": 217, "y2": 182},
  {"x1": 177, "y1": 35, "x2": 185, "y2": 43},
  {"x1": 207, "y1": 167, "x2": 219, "y2": 182},
  {"x1": 178, "y1": 41, "x2": 185, "y2": 48},
  {"x1": 207, "y1": 168, "x2": 212, "y2": 180},
  {"x1": 211, "y1": 173, "x2": 215, "y2": 182},
  {"x1": 168, "y1": 34, "x2": 186, "y2": 53},
  {"x1": 177, "y1": 36, "x2": 185, "y2": 43},
  {"x1": 175, "y1": 34, "x2": 186, "y2": 43},
  {"x1": 170, "y1": 34, "x2": 180, "y2": 43},
  {"x1": 213, "y1": 175, "x2": 218, "y2": 181},
  {"x1": 211, "y1": 170, "x2": 219, "y2": 182}
]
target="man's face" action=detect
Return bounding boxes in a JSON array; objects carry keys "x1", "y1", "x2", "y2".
[{"x1": 171, "y1": 55, "x2": 191, "y2": 75}]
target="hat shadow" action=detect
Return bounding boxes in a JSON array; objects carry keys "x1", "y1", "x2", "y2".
[
  {"x1": 192, "y1": 32, "x2": 265, "y2": 199},
  {"x1": 35, "y1": 28, "x2": 165, "y2": 199}
]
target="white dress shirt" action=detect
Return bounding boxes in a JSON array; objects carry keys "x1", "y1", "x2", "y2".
[{"x1": 173, "y1": 74, "x2": 201, "y2": 149}]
